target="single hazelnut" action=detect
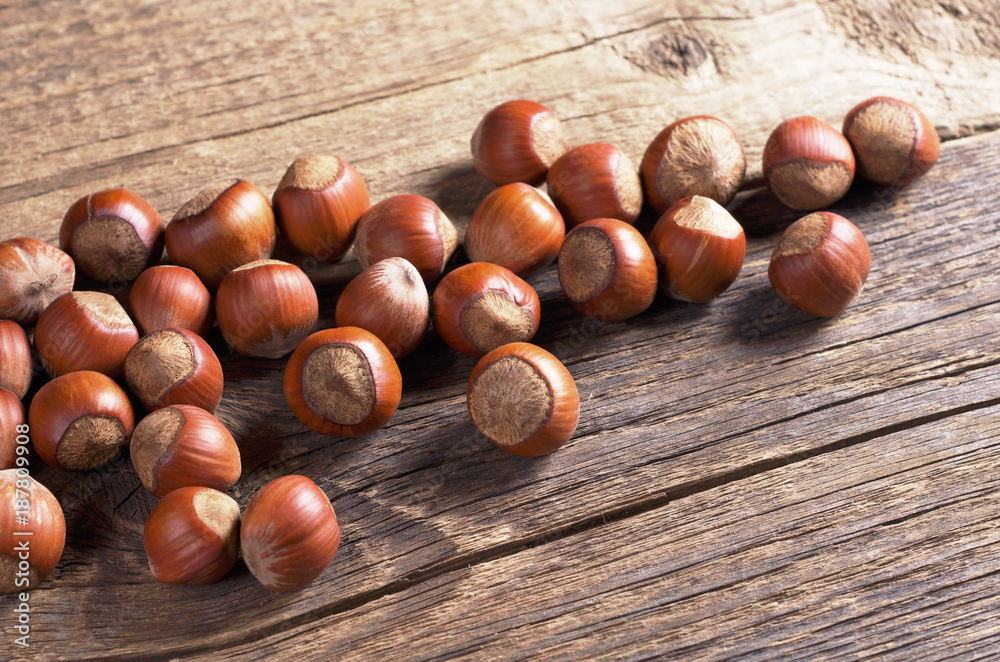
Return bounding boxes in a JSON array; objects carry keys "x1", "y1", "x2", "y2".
[
  {"x1": 432, "y1": 262, "x2": 541, "y2": 357},
  {"x1": 33, "y1": 291, "x2": 139, "y2": 378},
  {"x1": 471, "y1": 100, "x2": 568, "y2": 186},
  {"x1": 353, "y1": 195, "x2": 458, "y2": 284},
  {"x1": 165, "y1": 178, "x2": 277, "y2": 289},
  {"x1": 272, "y1": 155, "x2": 370, "y2": 262},
  {"x1": 842, "y1": 97, "x2": 940, "y2": 187},
  {"x1": 28, "y1": 371, "x2": 135, "y2": 472},
  {"x1": 284, "y1": 327, "x2": 402, "y2": 437},
  {"x1": 647, "y1": 196, "x2": 746, "y2": 303},
  {"x1": 762, "y1": 116, "x2": 856, "y2": 210},
  {"x1": 0, "y1": 469, "x2": 66, "y2": 594},
  {"x1": 129, "y1": 265, "x2": 214, "y2": 337},
  {"x1": 0, "y1": 389, "x2": 24, "y2": 470},
  {"x1": 464, "y1": 183, "x2": 565, "y2": 277},
  {"x1": 558, "y1": 218, "x2": 657, "y2": 320},
  {"x1": 0, "y1": 320, "x2": 32, "y2": 399},
  {"x1": 60, "y1": 188, "x2": 165, "y2": 283},
  {"x1": 241, "y1": 474, "x2": 341, "y2": 592},
  {"x1": 335, "y1": 257, "x2": 429, "y2": 360},
  {"x1": 143, "y1": 486, "x2": 240, "y2": 585},
  {"x1": 546, "y1": 143, "x2": 642, "y2": 228},
  {"x1": 640, "y1": 116, "x2": 746, "y2": 213},
  {"x1": 124, "y1": 327, "x2": 224, "y2": 413},
  {"x1": 0, "y1": 238, "x2": 75, "y2": 326},
  {"x1": 130, "y1": 404, "x2": 241, "y2": 498},
  {"x1": 467, "y1": 342, "x2": 579, "y2": 457},
  {"x1": 768, "y1": 211, "x2": 871, "y2": 317},
  {"x1": 215, "y1": 259, "x2": 318, "y2": 359}
]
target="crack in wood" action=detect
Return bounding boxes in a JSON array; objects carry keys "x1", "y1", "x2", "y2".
[{"x1": 81, "y1": 392, "x2": 1000, "y2": 662}]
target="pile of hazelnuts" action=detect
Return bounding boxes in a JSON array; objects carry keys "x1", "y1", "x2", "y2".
[{"x1": 0, "y1": 94, "x2": 939, "y2": 596}]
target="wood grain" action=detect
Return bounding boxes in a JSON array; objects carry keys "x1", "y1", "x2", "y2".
[
  {"x1": 2, "y1": 0, "x2": 1000, "y2": 660},
  {"x1": 188, "y1": 406, "x2": 1000, "y2": 661}
]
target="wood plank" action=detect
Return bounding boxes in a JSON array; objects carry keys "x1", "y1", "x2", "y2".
[
  {"x1": 3, "y1": 1, "x2": 1000, "y2": 237},
  {"x1": 3, "y1": 0, "x2": 1000, "y2": 658},
  {"x1": 9, "y1": 127, "x2": 1000, "y2": 660},
  {"x1": 184, "y1": 405, "x2": 1000, "y2": 660}
]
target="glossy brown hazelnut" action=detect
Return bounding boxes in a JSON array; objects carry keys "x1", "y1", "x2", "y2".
[
  {"x1": 471, "y1": 100, "x2": 568, "y2": 186},
  {"x1": 648, "y1": 196, "x2": 746, "y2": 303},
  {"x1": 143, "y1": 486, "x2": 240, "y2": 585},
  {"x1": 0, "y1": 469, "x2": 66, "y2": 594},
  {"x1": 464, "y1": 183, "x2": 565, "y2": 277},
  {"x1": 273, "y1": 155, "x2": 370, "y2": 262},
  {"x1": 353, "y1": 195, "x2": 458, "y2": 284},
  {"x1": 130, "y1": 404, "x2": 241, "y2": 498},
  {"x1": 241, "y1": 474, "x2": 341, "y2": 592},
  {"x1": 165, "y1": 178, "x2": 277, "y2": 289},
  {"x1": 762, "y1": 116, "x2": 856, "y2": 210},
  {"x1": 129, "y1": 265, "x2": 214, "y2": 337},
  {"x1": 28, "y1": 371, "x2": 135, "y2": 471},
  {"x1": 215, "y1": 259, "x2": 318, "y2": 358},
  {"x1": 284, "y1": 327, "x2": 402, "y2": 437},
  {"x1": 34, "y1": 291, "x2": 139, "y2": 378},
  {"x1": 640, "y1": 116, "x2": 746, "y2": 213},
  {"x1": 0, "y1": 238, "x2": 75, "y2": 326},
  {"x1": 60, "y1": 188, "x2": 165, "y2": 283},
  {"x1": 558, "y1": 218, "x2": 657, "y2": 320},
  {"x1": 0, "y1": 320, "x2": 32, "y2": 399},
  {"x1": 842, "y1": 97, "x2": 940, "y2": 187},
  {"x1": 546, "y1": 143, "x2": 642, "y2": 228},
  {"x1": 433, "y1": 262, "x2": 541, "y2": 357},
  {"x1": 467, "y1": 342, "x2": 579, "y2": 457},
  {"x1": 124, "y1": 327, "x2": 224, "y2": 413},
  {"x1": 335, "y1": 257, "x2": 429, "y2": 360},
  {"x1": 768, "y1": 211, "x2": 871, "y2": 317},
  {"x1": 0, "y1": 389, "x2": 24, "y2": 470}
]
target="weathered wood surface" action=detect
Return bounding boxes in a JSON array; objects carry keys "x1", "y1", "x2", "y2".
[{"x1": 2, "y1": 0, "x2": 1000, "y2": 660}]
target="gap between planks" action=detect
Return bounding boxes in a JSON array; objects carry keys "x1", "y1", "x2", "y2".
[{"x1": 78, "y1": 365, "x2": 1000, "y2": 661}]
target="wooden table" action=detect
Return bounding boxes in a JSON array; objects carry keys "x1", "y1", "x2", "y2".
[{"x1": 3, "y1": 1, "x2": 1000, "y2": 659}]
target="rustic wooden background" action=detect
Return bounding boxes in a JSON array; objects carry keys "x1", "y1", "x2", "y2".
[{"x1": 3, "y1": 0, "x2": 1000, "y2": 659}]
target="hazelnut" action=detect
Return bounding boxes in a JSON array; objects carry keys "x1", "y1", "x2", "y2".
[
  {"x1": 272, "y1": 155, "x2": 370, "y2": 262},
  {"x1": 0, "y1": 389, "x2": 24, "y2": 470},
  {"x1": 335, "y1": 257, "x2": 429, "y2": 360},
  {"x1": 28, "y1": 371, "x2": 135, "y2": 472},
  {"x1": 284, "y1": 327, "x2": 402, "y2": 437},
  {"x1": 768, "y1": 211, "x2": 871, "y2": 317},
  {"x1": 640, "y1": 116, "x2": 746, "y2": 212},
  {"x1": 129, "y1": 265, "x2": 214, "y2": 338},
  {"x1": 546, "y1": 143, "x2": 642, "y2": 228},
  {"x1": 0, "y1": 469, "x2": 66, "y2": 594},
  {"x1": 842, "y1": 97, "x2": 940, "y2": 187},
  {"x1": 0, "y1": 320, "x2": 32, "y2": 399},
  {"x1": 558, "y1": 218, "x2": 657, "y2": 320},
  {"x1": 33, "y1": 291, "x2": 139, "y2": 378},
  {"x1": 0, "y1": 238, "x2": 75, "y2": 326},
  {"x1": 165, "y1": 178, "x2": 277, "y2": 289},
  {"x1": 647, "y1": 196, "x2": 746, "y2": 303},
  {"x1": 60, "y1": 188, "x2": 164, "y2": 283},
  {"x1": 353, "y1": 194, "x2": 458, "y2": 284},
  {"x1": 130, "y1": 404, "x2": 241, "y2": 498},
  {"x1": 471, "y1": 100, "x2": 568, "y2": 186},
  {"x1": 464, "y1": 183, "x2": 565, "y2": 277},
  {"x1": 144, "y1": 486, "x2": 240, "y2": 585},
  {"x1": 467, "y1": 342, "x2": 579, "y2": 457},
  {"x1": 215, "y1": 259, "x2": 319, "y2": 359},
  {"x1": 432, "y1": 262, "x2": 541, "y2": 357},
  {"x1": 241, "y1": 475, "x2": 341, "y2": 592},
  {"x1": 762, "y1": 116, "x2": 856, "y2": 210},
  {"x1": 124, "y1": 327, "x2": 224, "y2": 413}
]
